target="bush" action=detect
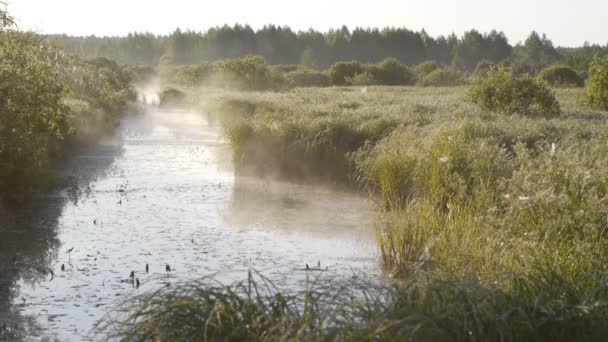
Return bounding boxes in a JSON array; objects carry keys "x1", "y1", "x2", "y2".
[
  {"x1": 0, "y1": 32, "x2": 70, "y2": 196},
  {"x1": 328, "y1": 61, "x2": 364, "y2": 86},
  {"x1": 473, "y1": 59, "x2": 495, "y2": 77},
  {"x1": 0, "y1": 32, "x2": 135, "y2": 199},
  {"x1": 159, "y1": 88, "x2": 186, "y2": 106},
  {"x1": 467, "y1": 66, "x2": 561, "y2": 116},
  {"x1": 286, "y1": 68, "x2": 330, "y2": 87},
  {"x1": 366, "y1": 58, "x2": 416, "y2": 85},
  {"x1": 346, "y1": 71, "x2": 376, "y2": 86},
  {"x1": 414, "y1": 61, "x2": 439, "y2": 78},
  {"x1": 217, "y1": 55, "x2": 288, "y2": 91},
  {"x1": 420, "y1": 68, "x2": 466, "y2": 86},
  {"x1": 585, "y1": 56, "x2": 608, "y2": 110},
  {"x1": 538, "y1": 65, "x2": 583, "y2": 87}
]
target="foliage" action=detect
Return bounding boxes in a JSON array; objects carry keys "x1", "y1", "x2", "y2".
[
  {"x1": 0, "y1": 1, "x2": 13, "y2": 29},
  {"x1": 0, "y1": 32, "x2": 70, "y2": 196},
  {"x1": 585, "y1": 55, "x2": 608, "y2": 110},
  {"x1": 467, "y1": 66, "x2": 561, "y2": 116},
  {"x1": 285, "y1": 68, "x2": 330, "y2": 87},
  {"x1": 473, "y1": 59, "x2": 495, "y2": 77},
  {"x1": 159, "y1": 88, "x2": 186, "y2": 106},
  {"x1": 414, "y1": 60, "x2": 439, "y2": 78},
  {"x1": 538, "y1": 64, "x2": 582, "y2": 87},
  {"x1": 0, "y1": 30, "x2": 134, "y2": 199},
  {"x1": 328, "y1": 61, "x2": 364, "y2": 85},
  {"x1": 49, "y1": 26, "x2": 523, "y2": 70},
  {"x1": 346, "y1": 71, "x2": 377, "y2": 86},
  {"x1": 419, "y1": 68, "x2": 465, "y2": 86},
  {"x1": 161, "y1": 56, "x2": 288, "y2": 91},
  {"x1": 364, "y1": 58, "x2": 416, "y2": 85},
  {"x1": 511, "y1": 31, "x2": 562, "y2": 73}
]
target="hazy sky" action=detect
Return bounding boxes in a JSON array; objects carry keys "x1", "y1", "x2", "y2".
[{"x1": 7, "y1": 0, "x2": 607, "y2": 47}]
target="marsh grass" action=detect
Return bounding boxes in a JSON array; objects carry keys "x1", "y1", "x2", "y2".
[
  {"x1": 104, "y1": 271, "x2": 608, "y2": 341},
  {"x1": 117, "y1": 85, "x2": 608, "y2": 340}
]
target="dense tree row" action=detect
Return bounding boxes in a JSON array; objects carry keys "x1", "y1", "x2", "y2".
[{"x1": 47, "y1": 26, "x2": 607, "y2": 75}]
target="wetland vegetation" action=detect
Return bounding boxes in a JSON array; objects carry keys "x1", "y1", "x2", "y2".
[{"x1": 3, "y1": 0, "x2": 608, "y2": 340}]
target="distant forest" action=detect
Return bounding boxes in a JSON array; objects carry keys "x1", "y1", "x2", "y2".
[{"x1": 46, "y1": 25, "x2": 608, "y2": 74}]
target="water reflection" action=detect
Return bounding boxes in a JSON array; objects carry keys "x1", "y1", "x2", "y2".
[{"x1": 0, "y1": 137, "x2": 124, "y2": 340}]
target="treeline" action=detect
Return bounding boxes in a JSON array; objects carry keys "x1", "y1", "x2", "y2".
[
  {"x1": 0, "y1": 6, "x2": 136, "y2": 201},
  {"x1": 47, "y1": 26, "x2": 608, "y2": 75}
]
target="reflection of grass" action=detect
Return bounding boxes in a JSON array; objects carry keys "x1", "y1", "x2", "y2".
[{"x1": 104, "y1": 271, "x2": 608, "y2": 341}]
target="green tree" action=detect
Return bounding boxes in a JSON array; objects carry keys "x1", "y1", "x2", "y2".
[{"x1": 585, "y1": 55, "x2": 608, "y2": 110}]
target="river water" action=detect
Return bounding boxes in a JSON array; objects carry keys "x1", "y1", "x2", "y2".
[{"x1": 0, "y1": 99, "x2": 378, "y2": 340}]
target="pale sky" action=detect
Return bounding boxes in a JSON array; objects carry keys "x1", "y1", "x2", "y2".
[{"x1": 7, "y1": 0, "x2": 607, "y2": 47}]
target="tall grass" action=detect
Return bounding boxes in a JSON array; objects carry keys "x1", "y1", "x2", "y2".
[{"x1": 103, "y1": 271, "x2": 608, "y2": 341}]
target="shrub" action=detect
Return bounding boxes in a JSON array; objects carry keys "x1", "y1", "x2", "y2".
[
  {"x1": 420, "y1": 68, "x2": 465, "y2": 86},
  {"x1": 538, "y1": 65, "x2": 583, "y2": 87},
  {"x1": 585, "y1": 56, "x2": 608, "y2": 110},
  {"x1": 0, "y1": 32, "x2": 70, "y2": 196},
  {"x1": 346, "y1": 71, "x2": 376, "y2": 86},
  {"x1": 328, "y1": 61, "x2": 364, "y2": 86},
  {"x1": 217, "y1": 55, "x2": 288, "y2": 91},
  {"x1": 366, "y1": 58, "x2": 416, "y2": 85},
  {"x1": 473, "y1": 59, "x2": 495, "y2": 77},
  {"x1": 286, "y1": 68, "x2": 330, "y2": 87},
  {"x1": 467, "y1": 66, "x2": 561, "y2": 116},
  {"x1": 414, "y1": 61, "x2": 440, "y2": 78},
  {"x1": 159, "y1": 88, "x2": 186, "y2": 106}
]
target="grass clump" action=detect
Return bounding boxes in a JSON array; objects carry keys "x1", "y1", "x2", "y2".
[
  {"x1": 104, "y1": 271, "x2": 608, "y2": 341},
  {"x1": 466, "y1": 66, "x2": 561, "y2": 116}
]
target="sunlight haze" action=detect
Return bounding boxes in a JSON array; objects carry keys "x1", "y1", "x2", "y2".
[{"x1": 8, "y1": 0, "x2": 607, "y2": 46}]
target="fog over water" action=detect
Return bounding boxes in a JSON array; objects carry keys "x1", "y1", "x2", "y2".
[{"x1": 0, "y1": 88, "x2": 378, "y2": 341}]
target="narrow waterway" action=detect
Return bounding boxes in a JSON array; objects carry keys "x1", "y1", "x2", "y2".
[{"x1": 0, "y1": 99, "x2": 378, "y2": 341}]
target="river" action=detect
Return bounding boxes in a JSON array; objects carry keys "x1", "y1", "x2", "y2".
[{"x1": 0, "y1": 96, "x2": 378, "y2": 341}]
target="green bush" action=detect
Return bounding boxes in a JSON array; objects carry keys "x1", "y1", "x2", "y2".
[
  {"x1": 286, "y1": 68, "x2": 330, "y2": 87},
  {"x1": 467, "y1": 66, "x2": 561, "y2": 116},
  {"x1": 159, "y1": 88, "x2": 186, "y2": 106},
  {"x1": 0, "y1": 32, "x2": 135, "y2": 199},
  {"x1": 538, "y1": 65, "x2": 583, "y2": 87},
  {"x1": 328, "y1": 61, "x2": 364, "y2": 86},
  {"x1": 585, "y1": 56, "x2": 608, "y2": 110},
  {"x1": 0, "y1": 32, "x2": 70, "y2": 196},
  {"x1": 420, "y1": 68, "x2": 465, "y2": 86},
  {"x1": 473, "y1": 59, "x2": 495, "y2": 77},
  {"x1": 414, "y1": 60, "x2": 439, "y2": 78},
  {"x1": 366, "y1": 58, "x2": 416, "y2": 85},
  {"x1": 346, "y1": 71, "x2": 376, "y2": 86}
]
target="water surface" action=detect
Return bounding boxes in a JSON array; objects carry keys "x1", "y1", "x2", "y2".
[{"x1": 0, "y1": 102, "x2": 377, "y2": 341}]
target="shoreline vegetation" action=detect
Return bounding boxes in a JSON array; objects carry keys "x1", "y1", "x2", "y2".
[
  {"x1": 0, "y1": 21, "x2": 138, "y2": 203},
  {"x1": 109, "y1": 57, "x2": 608, "y2": 340},
  {"x1": 106, "y1": 44, "x2": 608, "y2": 338}
]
